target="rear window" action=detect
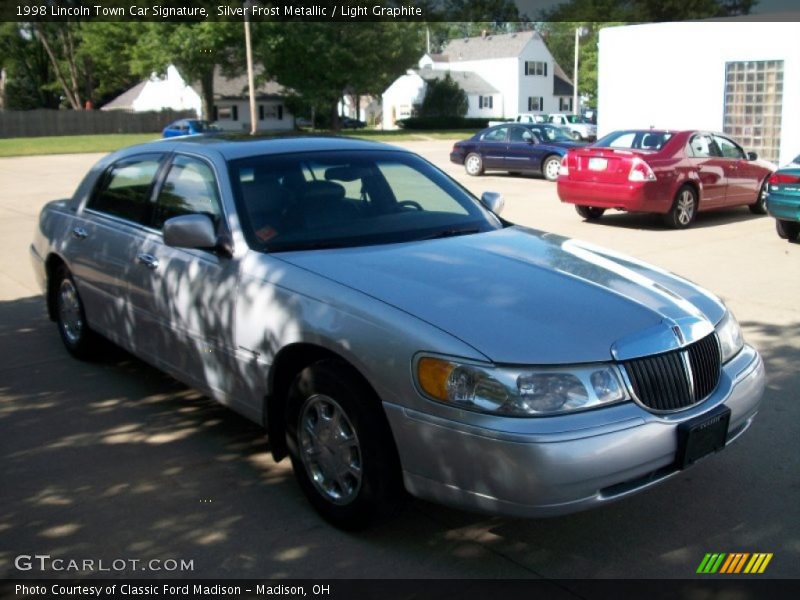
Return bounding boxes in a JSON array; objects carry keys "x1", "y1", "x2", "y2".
[{"x1": 594, "y1": 131, "x2": 673, "y2": 150}]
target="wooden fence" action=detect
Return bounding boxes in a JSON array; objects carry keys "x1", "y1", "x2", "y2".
[{"x1": 0, "y1": 109, "x2": 197, "y2": 138}]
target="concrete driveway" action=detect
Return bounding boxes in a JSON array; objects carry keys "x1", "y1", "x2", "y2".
[{"x1": 0, "y1": 143, "x2": 798, "y2": 581}]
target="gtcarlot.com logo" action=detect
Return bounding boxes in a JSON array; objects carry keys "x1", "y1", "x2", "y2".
[{"x1": 696, "y1": 552, "x2": 773, "y2": 574}]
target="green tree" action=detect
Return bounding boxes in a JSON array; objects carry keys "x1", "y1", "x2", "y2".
[
  {"x1": 0, "y1": 23, "x2": 59, "y2": 109},
  {"x1": 419, "y1": 74, "x2": 468, "y2": 118},
  {"x1": 255, "y1": 22, "x2": 423, "y2": 130}
]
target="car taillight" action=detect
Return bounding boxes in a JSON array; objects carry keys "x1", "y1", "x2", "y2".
[
  {"x1": 628, "y1": 158, "x2": 656, "y2": 182},
  {"x1": 769, "y1": 173, "x2": 800, "y2": 185},
  {"x1": 559, "y1": 154, "x2": 569, "y2": 176}
]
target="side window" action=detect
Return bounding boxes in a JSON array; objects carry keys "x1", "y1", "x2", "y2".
[
  {"x1": 714, "y1": 136, "x2": 746, "y2": 159},
  {"x1": 508, "y1": 127, "x2": 533, "y2": 143},
  {"x1": 87, "y1": 155, "x2": 162, "y2": 224},
  {"x1": 688, "y1": 134, "x2": 721, "y2": 158},
  {"x1": 482, "y1": 127, "x2": 507, "y2": 142},
  {"x1": 153, "y1": 155, "x2": 222, "y2": 230}
]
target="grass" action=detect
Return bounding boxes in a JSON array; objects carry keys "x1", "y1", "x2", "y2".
[
  {"x1": 0, "y1": 129, "x2": 476, "y2": 158},
  {"x1": 0, "y1": 133, "x2": 161, "y2": 157}
]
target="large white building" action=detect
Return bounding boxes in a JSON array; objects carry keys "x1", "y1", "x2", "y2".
[
  {"x1": 597, "y1": 21, "x2": 800, "y2": 165},
  {"x1": 102, "y1": 65, "x2": 201, "y2": 115},
  {"x1": 382, "y1": 30, "x2": 573, "y2": 129}
]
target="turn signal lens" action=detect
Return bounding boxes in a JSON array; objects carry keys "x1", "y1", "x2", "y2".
[
  {"x1": 768, "y1": 173, "x2": 800, "y2": 185},
  {"x1": 559, "y1": 155, "x2": 570, "y2": 176},
  {"x1": 628, "y1": 158, "x2": 656, "y2": 182},
  {"x1": 417, "y1": 357, "x2": 455, "y2": 401}
]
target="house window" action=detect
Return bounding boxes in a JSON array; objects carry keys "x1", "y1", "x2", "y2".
[
  {"x1": 263, "y1": 104, "x2": 284, "y2": 120},
  {"x1": 216, "y1": 106, "x2": 238, "y2": 121},
  {"x1": 559, "y1": 97, "x2": 573, "y2": 111},
  {"x1": 527, "y1": 97, "x2": 544, "y2": 111},
  {"x1": 479, "y1": 96, "x2": 493, "y2": 109},
  {"x1": 723, "y1": 60, "x2": 783, "y2": 163},
  {"x1": 525, "y1": 61, "x2": 548, "y2": 76}
]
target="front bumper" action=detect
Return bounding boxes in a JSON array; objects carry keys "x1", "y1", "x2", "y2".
[{"x1": 384, "y1": 345, "x2": 764, "y2": 518}]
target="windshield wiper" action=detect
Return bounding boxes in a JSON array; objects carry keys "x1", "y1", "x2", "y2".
[{"x1": 417, "y1": 227, "x2": 481, "y2": 241}]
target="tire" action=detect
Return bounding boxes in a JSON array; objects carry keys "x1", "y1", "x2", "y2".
[
  {"x1": 749, "y1": 180, "x2": 768, "y2": 214},
  {"x1": 464, "y1": 153, "x2": 483, "y2": 176},
  {"x1": 542, "y1": 155, "x2": 562, "y2": 182},
  {"x1": 776, "y1": 219, "x2": 800, "y2": 241},
  {"x1": 52, "y1": 266, "x2": 102, "y2": 359},
  {"x1": 575, "y1": 205, "x2": 605, "y2": 220},
  {"x1": 571, "y1": 131, "x2": 583, "y2": 141},
  {"x1": 285, "y1": 359, "x2": 403, "y2": 530},
  {"x1": 663, "y1": 185, "x2": 697, "y2": 229}
]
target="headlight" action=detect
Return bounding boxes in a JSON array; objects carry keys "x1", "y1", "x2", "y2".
[
  {"x1": 416, "y1": 356, "x2": 629, "y2": 417},
  {"x1": 716, "y1": 310, "x2": 744, "y2": 363}
]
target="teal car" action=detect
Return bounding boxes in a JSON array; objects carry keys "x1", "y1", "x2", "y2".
[{"x1": 767, "y1": 154, "x2": 800, "y2": 241}]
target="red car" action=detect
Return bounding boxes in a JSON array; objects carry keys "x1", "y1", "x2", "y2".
[{"x1": 557, "y1": 130, "x2": 773, "y2": 228}]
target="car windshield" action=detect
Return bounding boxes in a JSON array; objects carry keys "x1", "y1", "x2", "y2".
[
  {"x1": 594, "y1": 130, "x2": 673, "y2": 150},
  {"x1": 532, "y1": 125, "x2": 574, "y2": 143},
  {"x1": 230, "y1": 150, "x2": 502, "y2": 252},
  {"x1": 565, "y1": 115, "x2": 591, "y2": 124}
]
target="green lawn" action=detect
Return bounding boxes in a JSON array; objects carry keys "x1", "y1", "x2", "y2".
[
  {"x1": 0, "y1": 134, "x2": 161, "y2": 157},
  {"x1": 0, "y1": 129, "x2": 476, "y2": 158}
]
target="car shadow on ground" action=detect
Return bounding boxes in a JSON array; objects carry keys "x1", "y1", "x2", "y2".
[
  {"x1": 579, "y1": 207, "x2": 768, "y2": 231},
  {"x1": 1, "y1": 296, "x2": 797, "y2": 579}
]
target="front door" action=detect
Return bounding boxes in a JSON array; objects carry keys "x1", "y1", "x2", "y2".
[
  {"x1": 687, "y1": 133, "x2": 727, "y2": 209},
  {"x1": 503, "y1": 126, "x2": 542, "y2": 171},
  {"x1": 714, "y1": 135, "x2": 761, "y2": 206}
]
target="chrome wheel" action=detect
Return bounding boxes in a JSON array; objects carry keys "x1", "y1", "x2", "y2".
[
  {"x1": 58, "y1": 278, "x2": 83, "y2": 345},
  {"x1": 298, "y1": 394, "x2": 363, "y2": 505},
  {"x1": 676, "y1": 190, "x2": 695, "y2": 226},
  {"x1": 465, "y1": 153, "x2": 483, "y2": 176},
  {"x1": 543, "y1": 156, "x2": 561, "y2": 181}
]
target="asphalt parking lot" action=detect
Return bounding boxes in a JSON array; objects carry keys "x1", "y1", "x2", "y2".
[{"x1": 0, "y1": 141, "x2": 798, "y2": 581}]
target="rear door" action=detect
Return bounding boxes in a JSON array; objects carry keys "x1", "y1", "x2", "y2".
[
  {"x1": 130, "y1": 153, "x2": 241, "y2": 402},
  {"x1": 686, "y1": 133, "x2": 727, "y2": 208},
  {"x1": 67, "y1": 153, "x2": 165, "y2": 344},
  {"x1": 714, "y1": 134, "x2": 761, "y2": 206}
]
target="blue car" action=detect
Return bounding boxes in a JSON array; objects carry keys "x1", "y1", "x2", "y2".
[
  {"x1": 766, "y1": 154, "x2": 800, "y2": 242},
  {"x1": 162, "y1": 119, "x2": 220, "y2": 138},
  {"x1": 451, "y1": 123, "x2": 584, "y2": 181}
]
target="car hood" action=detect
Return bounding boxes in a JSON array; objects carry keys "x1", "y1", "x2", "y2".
[{"x1": 277, "y1": 227, "x2": 725, "y2": 364}]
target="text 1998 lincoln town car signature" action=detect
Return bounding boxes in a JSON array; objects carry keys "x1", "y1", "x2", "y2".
[{"x1": 30, "y1": 135, "x2": 765, "y2": 529}]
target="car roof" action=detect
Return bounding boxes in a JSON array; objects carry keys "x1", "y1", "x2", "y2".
[{"x1": 111, "y1": 134, "x2": 402, "y2": 162}]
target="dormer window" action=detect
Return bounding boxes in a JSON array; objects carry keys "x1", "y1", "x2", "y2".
[{"x1": 525, "y1": 61, "x2": 548, "y2": 76}]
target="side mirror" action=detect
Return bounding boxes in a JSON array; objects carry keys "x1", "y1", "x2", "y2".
[
  {"x1": 163, "y1": 214, "x2": 219, "y2": 251},
  {"x1": 480, "y1": 191, "x2": 504, "y2": 215},
  {"x1": 747, "y1": 151, "x2": 758, "y2": 161}
]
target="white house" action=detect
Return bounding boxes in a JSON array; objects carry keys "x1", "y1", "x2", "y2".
[
  {"x1": 102, "y1": 65, "x2": 201, "y2": 116},
  {"x1": 597, "y1": 20, "x2": 800, "y2": 165},
  {"x1": 200, "y1": 66, "x2": 293, "y2": 132},
  {"x1": 382, "y1": 30, "x2": 574, "y2": 129}
]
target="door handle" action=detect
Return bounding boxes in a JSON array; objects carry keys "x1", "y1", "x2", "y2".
[
  {"x1": 136, "y1": 253, "x2": 159, "y2": 270},
  {"x1": 72, "y1": 227, "x2": 88, "y2": 240}
]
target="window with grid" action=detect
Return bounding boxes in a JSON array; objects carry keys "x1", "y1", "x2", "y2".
[
  {"x1": 524, "y1": 61, "x2": 547, "y2": 76},
  {"x1": 527, "y1": 97, "x2": 544, "y2": 111},
  {"x1": 479, "y1": 96, "x2": 493, "y2": 109},
  {"x1": 723, "y1": 60, "x2": 783, "y2": 163}
]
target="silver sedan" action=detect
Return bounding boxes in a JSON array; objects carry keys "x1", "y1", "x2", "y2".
[{"x1": 30, "y1": 136, "x2": 765, "y2": 529}]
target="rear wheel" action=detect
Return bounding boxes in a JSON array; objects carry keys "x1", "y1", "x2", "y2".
[
  {"x1": 542, "y1": 155, "x2": 562, "y2": 182},
  {"x1": 285, "y1": 360, "x2": 403, "y2": 530},
  {"x1": 664, "y1": 186, "x2": 697, "y2": 229},
  {"x1": 575, "y1": 205, "x2": 605, "y2": 220},
  {"x1": 776, "y1": 219, "x2": 800, "y2": 241},
  {"x1": 52, "y1": 266, "x2": 102, "y2": 359},
  {"x1": 464, "y1": 153, "x2": 483, "y2": 176},
  {"x1": 749, "y1": 180, "x2": 769, "y2": 214}
]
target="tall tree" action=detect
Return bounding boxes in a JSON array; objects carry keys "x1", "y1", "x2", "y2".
[{"x1": 0, "y1": 23, "x2": 59, "y2": 109}]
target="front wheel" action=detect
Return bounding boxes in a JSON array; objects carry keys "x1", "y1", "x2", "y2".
[
  {"x1": 542, "y1": 155, "x2": 562, "y2": 182},
  {"x1": 749, "y1": 180, "x2": 768, "y2": 214},
  {"x1": 776, "y1": 219, "x2": 800, "y2": 241},
  {"x1": 53, "y1": 266, "x2": 102, "y2": 359},
  {"x1": 464, "y1": 153, "x2": 483, "y2": 176},
  {"x1": 575, "y1": 205, "x2": 605, "y2": 220},
  {"x1": 285, "y1": 360, "x2": 403, "y2": 530},
  {"x1": 664, "y1": 186, "x2": 697, "y2": 229}
]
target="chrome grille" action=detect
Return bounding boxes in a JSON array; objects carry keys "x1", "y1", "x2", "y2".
[{"x1": 623, "y1": 333, "x2": 721, "y2": 411}]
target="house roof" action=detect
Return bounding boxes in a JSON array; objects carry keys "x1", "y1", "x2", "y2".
[
  {"x1": 199, "y1": 66, "x2": 286, "y2": 100},
  {"x1": 440, "y1": 30, "x2": 539, "y2": 62},
  {"x1": 101, "y1": 80, "x2": 147, "y2": 111},
  {"x1": 418, "y1": 68, "x2": 498, "y2": 95},
  {"x1": 553, "y1": 63, "x2": 574, "y2": 96}
]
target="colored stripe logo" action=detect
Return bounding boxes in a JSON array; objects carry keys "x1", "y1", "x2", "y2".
[{"x1": 696, "y1": 553, "x2": 773, "y2": 574}]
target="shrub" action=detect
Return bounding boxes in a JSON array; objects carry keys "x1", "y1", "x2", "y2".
[{"x1": 397, "y1": 116, "x2": 497, "y2": 130}]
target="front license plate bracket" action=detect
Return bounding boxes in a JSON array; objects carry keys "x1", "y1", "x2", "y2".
[{"x1": 676, "y1": 405, "x2": 731, "y2": 469}]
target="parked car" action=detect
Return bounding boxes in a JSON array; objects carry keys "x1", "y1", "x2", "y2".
[
  {"x1": 340, "y1": 117, "x2": 366, "y2": 129},
  {"x1": 31, "y1": 135, "x2": 764, "y2": 529},
  {"x1": 547, "y1": 113, "x2": 597, "y2": 141},
  {"x1": 765, "y1": 153, "x2": 800, "y2": 241},
  {"x1": 450, "y1": 123, "x2": 584, "y2": 181},
  {"x1": 558, "y1": 129, "x2": 774, "y2": 228},
  {"x1": 162, "y1": 119, "x2": 220, "y2": 138},
  {"x1": 515, "y1": 112, "x2": 547, "y2": 124}
]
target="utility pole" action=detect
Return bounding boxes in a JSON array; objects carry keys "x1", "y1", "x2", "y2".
[{"x1": 244, "y1": 1, "x2": 257, "y2": 135}]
